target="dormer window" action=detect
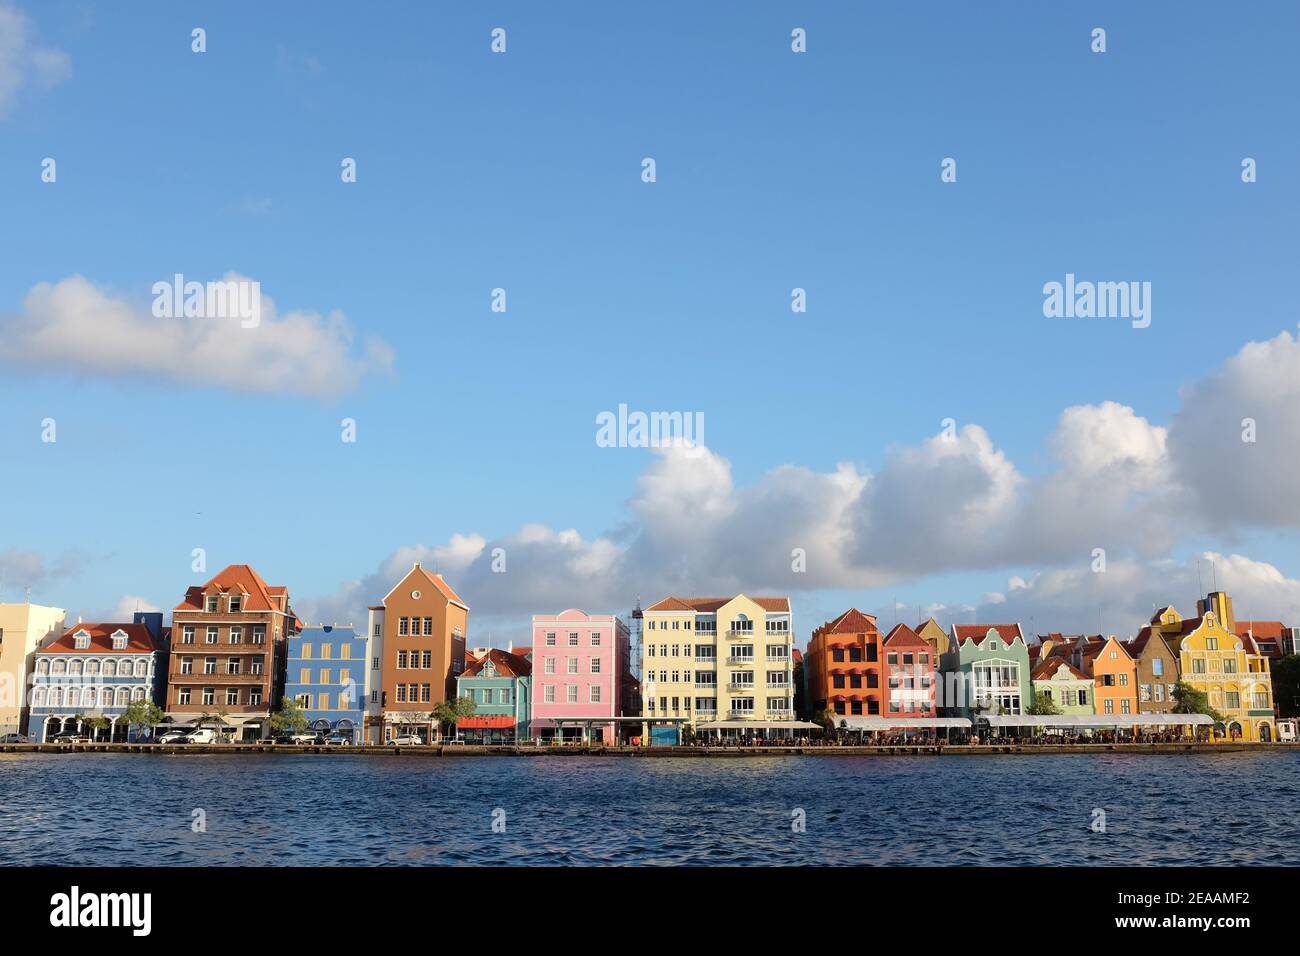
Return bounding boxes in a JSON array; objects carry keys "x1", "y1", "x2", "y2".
[
  {"x1": 73, "y1": 631, "x2": 91, "y2": 650},
  {"x1": 229, "y1": 595, "x2": 242, "y2": 613},
  {"x1": 205, "y1": 596, "x2": 218, "y2": 612},
  {"x1": 111, "y1": 629, "x2": 129, "y2": 650}
]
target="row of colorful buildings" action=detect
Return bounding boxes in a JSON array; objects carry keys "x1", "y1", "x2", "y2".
[
  {"x1": 803, "y1": 591, "x2": 1294, "y2": 742},
  {"x1": 0, "y1": 568, "x2": 1295, "y2": 744}
]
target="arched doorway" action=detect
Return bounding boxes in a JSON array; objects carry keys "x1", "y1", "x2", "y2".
[
  {"x1": 1228, "y1": 721, "x2": 1243, "y2": 739},
  {"x1": 1260, "y1": 723, "x2": 1272, "y2": 742}
]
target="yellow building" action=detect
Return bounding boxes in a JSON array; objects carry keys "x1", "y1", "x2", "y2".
[
  {"x1": 0, "y1": 602, "x2": 67, "y2": 735},
  {"x1": 642, "y1": 594, "x2": 796, "y2": 738},
  {"x1": 1150, "y1": 592, "x2": 1275, "y2": 742},
  {"x1": 915, "y1": 618, "x2": 948, "y2": 666}
]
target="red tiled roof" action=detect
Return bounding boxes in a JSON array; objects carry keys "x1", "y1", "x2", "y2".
[
  {"x1": 43, "y1": 623, "x2": 161, "y2": 654},
  {"x1": 1031, "y1": 657, "x2": 1089, "y2": 681},
  {"x1": 412, "y1": 565, "x2": 468, "y2": 608},
  {"x1": 882, "y1": 623, "x2": 927, "y2": 648},
  {"x1": 953, "y1": 624, "x2": 1024, "y2": 646},
  {"x1": 645, "y1": 595, "x2": 791, "y2": 613},
  {"x1": 1235, "y1": 621, "x2": 1284, "y2": 639},
  {"x1": 819, "y1": 608, "x2": 879, "y2": 635},
  {"x1": 461, "y1": 648, "x2": 531, "y2": 678},
  {"x1": 174, "y1": 564, "x2": 287, "y2": 613}
]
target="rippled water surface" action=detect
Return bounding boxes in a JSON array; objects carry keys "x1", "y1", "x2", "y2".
[{"x1": 1, "y1": 752, "x2": 1297, "y2": 865}]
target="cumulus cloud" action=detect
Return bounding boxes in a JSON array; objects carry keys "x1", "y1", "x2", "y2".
[
  {"x1": 0, "y1": 274, "x2": 395, "y2": 399},
  {"x1": 1169, "y1": 324, "x2": 1300, "y2": 526},
  {"x1": 299, "y1": 324, "x2": 1300, "y2": 638},
  {"x1": 0, "y1": 547, "x2": 89, "y2": 598},
  {"x1": 943, "y1": 552, "x2": 1300, "y2": 638},
  {"x1": 0, "y1": 1, "x2": 70, "y2": 117}
]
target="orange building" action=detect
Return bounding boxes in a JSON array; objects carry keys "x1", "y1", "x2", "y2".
[
  {"x1": 1077, "y1": 635, "x2": 1139, "y2": 717},
  {"x1": 805, "y1": 608, "x2": 883, "y2": 717},
  {"x1": 375, "y1": 562, "x2": 468, "y2": 742}
]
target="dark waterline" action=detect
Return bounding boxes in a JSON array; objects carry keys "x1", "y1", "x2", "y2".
[{"x1": 2, "y1": 752, "x2": 1296, "y2": 866}]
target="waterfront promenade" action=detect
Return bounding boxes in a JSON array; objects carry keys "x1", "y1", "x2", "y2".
[{"x1": 2, "y1": 741, "x2": 1294, "y2": 757}]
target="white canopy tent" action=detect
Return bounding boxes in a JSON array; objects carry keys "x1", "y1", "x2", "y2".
[
  {"x1": 839, "y1": 717, "x2": 971, "y2": 730},
  {"x1": 979, "y1": 714, "x2": 1214, "y2": 728}
]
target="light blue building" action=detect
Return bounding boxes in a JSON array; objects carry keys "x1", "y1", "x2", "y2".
[
  {"x1": 455, "y1": 648, "x2": 531, "y2": 742},
  {"x1": 284, "y1": 625, "x2": 367, "y2": 743},
  {"x1": 28, "y1": 613, "x2": 167, "y2": 742}
]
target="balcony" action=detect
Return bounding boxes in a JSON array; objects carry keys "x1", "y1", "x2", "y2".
[
  {"x1": 724, "y1": 656, "x2": 755, "y2": 667},
  {"x1": 724, "y1": 629, "x2": 755, "y2": 641},
  {"x1": 172, "y1": 671, "x2": 266, "y2": 683},
  {"x1": 727, "y1": 709, "x2": 757, "y2": 719},
  {"x1": 726, "y1": 682, "x2": 755, "y2": 692}
]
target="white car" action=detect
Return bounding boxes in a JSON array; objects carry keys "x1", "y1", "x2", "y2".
[
  {"x1": 388, "y1": 733, "x2": 424, "y2": 746},
  {"x1": 182, "y1": 728, "x2": 217, "y2": 744}
]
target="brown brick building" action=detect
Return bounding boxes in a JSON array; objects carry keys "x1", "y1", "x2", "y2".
[{"x1": 168, "y1": 564, "x2": 298, "y2": 741}]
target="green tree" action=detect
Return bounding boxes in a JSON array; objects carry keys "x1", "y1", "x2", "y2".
[
  {"x1": 1271, "y1": 655, "x2": 1300, "y2": 718},
  {"x1": 123, "y1": 699, "x2": 165, "y2": 741},
  {"x1": 432, "y1": 696, "x2": 477, "y2": 741},
  {"x1": 1027, "y1": 691, "x2": 1062, "y2": 716},
  {"x1": 270, "y1": 696, "x2": 309, "y2": 735},
  {"x1": 1172, "y1": 681, "x2": 1226, "y2": 723},
  {"x1": 83, "y1": 715, "x2": 111, "y2": 741}
]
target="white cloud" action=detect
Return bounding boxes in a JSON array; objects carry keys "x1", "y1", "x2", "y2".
[
  {"x1": 1169, "y1": 324, "x2": 1300, "y2": 526},
  {"x1": 109, "y1": 594, "x2": 160, "y2": 620},
  {"x1": 0, "y1": 274, "x2": 395, "y2": 399},
  {"x1": 0, "y1": 1, "x2": 70, "y2": 118}
]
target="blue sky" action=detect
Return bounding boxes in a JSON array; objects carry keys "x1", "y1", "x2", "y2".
[{"x1": 3, "y1": 1, "x2": 1300, "y2": 643}]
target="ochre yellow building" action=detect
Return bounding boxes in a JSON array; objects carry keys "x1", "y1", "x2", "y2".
[{"x1": 1149, "y1": 592, "x2": 1275, "y2": 742}]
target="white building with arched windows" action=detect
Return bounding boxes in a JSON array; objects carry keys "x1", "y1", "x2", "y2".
[{"x1": 28, "y1": 614, "x2": 167, "y2": 742}]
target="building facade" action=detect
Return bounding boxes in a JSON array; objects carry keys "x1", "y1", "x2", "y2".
[
  {"x1": 284, "y1": 625, "x2": 366, "y2": 743},
  {"x1": 376, "y1": 564, "x2": 468, "y2": 743},
  {"x1": 1029, "y1": 657, "x2": 1093, "y2": 715},
  {"x1": 881, "y1": 623, "x2": 937, "y2": 717},
  {"x1": 28, "y1": 614, "x2": 167, "y2": 742},
  {"x1": 1124, "y1": 628, "x2": 1179, "y2": 714},
  {"x1": 941, "y1": 624, "x2": 1032, "y2": 718},
  {"x1": 532, "y1": 609, "x2": 630, "y2": 743},
  {"x1": 806, "y1": 608, "x2": 884, "y2": 718},
  {"x1": 0, "y1": 602, "x2": 66, "y2": 735},
  {"x1": 1151, "y1": 593, "x2": 1275, "y2": 741},
  {"x1": 167, "y1": 564, "x2": 298, "y2": 741},
  {"x1": 456, "y1": 647, "x2": 531, "y2": 742},
  {"x1": 643, "y1": 595, "x2": 794, "y2": 736},
  {"x1": 1079, "y1": 636, "x2": 1139, "y2": 718}
]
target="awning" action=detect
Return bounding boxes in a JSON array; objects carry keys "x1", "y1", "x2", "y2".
[
  {"x1": 458, "y1": 715, "x2": 515, "y2": 729},
  {"x1": 696, "y1": 720, "x2": 822, "y2": 730},
  {"x1": 979, "y1": 714, "x2": 1215, "y2": 728},
  {"x1": 839, "y1": 717, "x2": 971, "y2": 730}
]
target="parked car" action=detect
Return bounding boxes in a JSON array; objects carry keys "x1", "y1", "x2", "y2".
[
  {"x1": 157, "y1": 730, "x2": 189, "y2": 744},
  {"x1": 324, "y1": 733, "x2": 353, "y2": 746},
  {"x1": 50, "y1": 733, "x2": 90, "y2": 744},
  {"x1": 0, "y1": 733, "x2": 29, "y2": 743},
  {"x1": 274, "y1": 732, "x2": 318, "y2": 745},
  {"x1": 182, "y1": 728, "x2": 217, "y2": 744},
  {"x1": 388, "y1": 733, "x2": 424, "y2": 746}
]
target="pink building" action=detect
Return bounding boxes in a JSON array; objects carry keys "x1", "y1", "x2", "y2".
[{"x1": 530, "y1": 609, "x2": 631, "y2": 743}]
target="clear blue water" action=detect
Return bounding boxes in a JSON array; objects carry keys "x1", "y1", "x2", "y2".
[{"x1": 1, "y1": 752, "x2": 1296, "y2": 865}]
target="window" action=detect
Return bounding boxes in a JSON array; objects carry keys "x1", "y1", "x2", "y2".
[
  {"x1": 1153, "y1": 683, "x2": 1165, "y2": 703},
  {"x1": 397, "y1": 650, "x2": 408, "y2": 668},
  {"x1": 422, "y1": 618, "x2": 432, "y2": 636},
  {"x1": 567, "y1": 657, "x2": 578, "y2": 674},
  {"x1": 320, "y1": 669, "x2": 333, "y2": 685},
  {"x1": 421, "y1": 650, "x2": 431, "y2": 669},
  {"x1": 206, "y1": 626, "x2": 218, "y2": 644},
  {"x1": 1206, "y1": 637, "x2": 1219, "y2": 651},
  {"x1": 251, "y1": 656, "x2": 264, "y2": 675},
  {"x1": 590, "y1": 685, "x2": 602, "y2": 703},
  {"x1": 396, "y1": 685, "x2": 407, "y2": 703},
  {"x1": 1103, "y1": 699, "x2": 1114, "y2": 715},
  {"x1": 1225, "y1": 691, "x2": 1240, "y2": 710},
  {"x1": 399, "y1": 617, "x2": 409, "y2": 636},
  {"x1": 1120, "y1": 699, "x2": 1131, "y2": 714},
  {"x1": 111, "y1": 631, "x2": 128, "y2": 650},
  {"x1": 253, "y1": 625, "x2": 266, "y2": 645},
  {"x1": 546, "y1": 632, "x2": 557, "y2": 646},
  {"x1": 591, "y1": 632, "x2": 601, "y2": 646},
  {"x1": 247, "y1": 686, "x2": 262, "y2": 706},
  {"x1": 202, "y1": 687, "x2": 215, "y2": 706},
  {"x1": 182, "y1": 625, "x2": 195, "y2": 644},
  {"x1": 420, "y1": 685, "x2": 431, "y2": 703},
  {"x1": 205, "y1": 596, "x2": 218, "y2": 612},
  {"x1": 373, "y1": 623, "x2": 381, "y2": 637},
  {"x1": 203, "y1": 657, "x2": 217, "y2": 675},
  {"x1": 318, "y1": 693, "x2": 329, "y2": 710},
  {"x1": 544, "y1": 685, "x2": 556, "y2": 703},
  {"x1": 226, "y1": 688, "x2": 239, "y2": 706},
  {"x1": 1152, "y1": 658, "x2": 1164, "y2": 676},
  {"x1": 181, "y1": 657, "x2": 194, "y2": 674},
  {"x1": 226, "y1": 657, "x2": 240, "y2": 675},
  {"x1": 372, "y1": 657, "x2": 379, "y2": 670},
  {"x1": 179, "y1": 688, "x2": 191, "y2": 705},
  {"x1": 74, "y1": 631, "x2": 90, "y2": 650},
  {"x1": 544, "y1": 657, "x2": 556, "y2": 675},
  {"x1": 229, "y1": 596, "x2": 242, "y2": 613},
  {"x1": 567, "y1": 685, "x2": 578, "y2": 703},
  {"x1": 229, "y1": 626, "x2": 242, "y2": 644},
  {"x1": 591, "y1": 658, "x2": 601, "y2": 674}
]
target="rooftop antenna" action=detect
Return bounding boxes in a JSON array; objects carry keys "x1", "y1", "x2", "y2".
[
  {"x1": 1211, "y1": 559, "x2": 1218, "y2": 593},
  {"x1": 1196, "y1": 558, "x2": 1204, "y2": 599},
  {"x1": 892, "y1": 594, "x2": 897, "y2": 628},
  {"x1": 24, "y1": 585, "x2": 31, "y2": 604}
]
